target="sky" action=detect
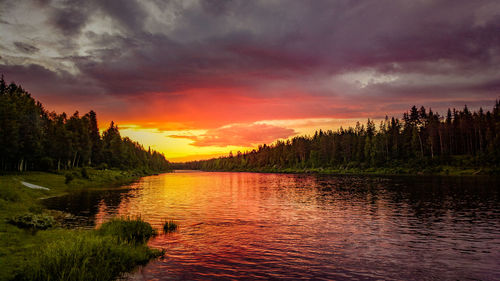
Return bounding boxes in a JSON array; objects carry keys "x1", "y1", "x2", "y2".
[{"x1": 1, "y1": 0, "x2": 499, "y2": 162}]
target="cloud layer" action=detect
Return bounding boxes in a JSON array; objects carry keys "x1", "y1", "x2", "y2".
[{"x1": 1, "y1": 0, "x2": 499, "y2": 150}]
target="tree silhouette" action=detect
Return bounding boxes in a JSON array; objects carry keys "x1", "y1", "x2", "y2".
[
  {"x1": 181, "y1": 101, "x2": 500, "y2": 173},
  {"x1": 0, "y1": 77, "x2": 170, "y2": 172}
]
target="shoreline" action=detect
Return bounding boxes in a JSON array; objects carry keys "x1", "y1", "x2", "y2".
[
  {"x1": 191, "y1": 166, "x2": 498, "y2": 177},
  {"x1": 0, "y1": 168, "x2": 170, "y2": 281}
]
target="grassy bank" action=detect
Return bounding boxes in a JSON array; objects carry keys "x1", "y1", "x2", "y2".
[
  {"x1": 198, "y1": 165, "x2": 499, "y2": 176},
  {"x1": 0, "y1": 168, "x2": 166, "y2": 281}
]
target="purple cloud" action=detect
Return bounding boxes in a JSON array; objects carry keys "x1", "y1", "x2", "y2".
[{"x1": 0, "y1": 0, "x2": 499, "y2": 126}]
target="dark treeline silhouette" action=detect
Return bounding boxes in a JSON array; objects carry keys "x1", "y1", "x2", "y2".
[
  {"x1": 181, "y1": 101, "x2": 500, "y2": 173},
  {"x1": 0, "y1": 76, "x2": 170, "y2": 172}
]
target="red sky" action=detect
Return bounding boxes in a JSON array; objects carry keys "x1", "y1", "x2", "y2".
[{"x1": 1, "y1": 0, "x2": 499, "y2": 161}]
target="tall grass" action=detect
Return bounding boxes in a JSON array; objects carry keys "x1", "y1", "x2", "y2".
[
  {"x1": 14, "y1": 218, "x2": 162, "y2": 281},
  {"x1": 163, "y1": 220, "x2": 178, "y2": 233},
  {"x1": 0, "y1": 172, "x2": 166, "y2": 281},
  {"x1": 14, "y1": 233, "x2": 160, "y2": 281},
  {"x1": 97, "y1": 217, "x2": 157, "y2": 244}
]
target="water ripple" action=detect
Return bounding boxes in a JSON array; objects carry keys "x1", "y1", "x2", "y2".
[{"x1": 43, "y1": 172, "x2": 500, "y2": 280}]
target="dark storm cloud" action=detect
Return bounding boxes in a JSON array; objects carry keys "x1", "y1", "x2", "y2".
[
  {"x1": 50, "y1": 7, "x2": 89, "y2": 36},
  {"x1": 0, "y1": 63, "x2": 101, "y2": 98},
  {"x1": 13, "y1": 42, "x2": 39, "y2": 54},
  {"x1": 1, "y1": 0, "x2": 500, "y2": 119},
  {"x1": 201, "y1": 0, "x2": 233, "y2": 16},
  {"x1": 76, "y1": 1, "x2": 500, "y2": 94},
  {"x1": 1, "y1": 64, "x2": 66, "y2": 87},
  {"x1": 34, "y1": 0, "x2": 52, "y2": 6},
  {"x1": 98, "y1": 0, "x2": 148, "y2": 33},
  {"x1": 47, "y1": 0, "x2": 147, "y2": 37},
  {"x1": 48, "y1": 0, "x2": 94, "y2": 37}
]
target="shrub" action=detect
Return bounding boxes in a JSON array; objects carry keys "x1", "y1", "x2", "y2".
[
  {"x1": 7, "y1": 212, "x2": 54, "y2": 232},
  {"x1": 163, "y1": 220, "x2": 178, "y2": 233},
  {"x1": 97, "y1": 217, "x2": 157, "y2": 244},
  {"x1": 97, "y1": 163, "x2": 108, "y2": 170},
  {"x1": 81, "y1": 167, "x2": 90, "y2": 179},
  {"x1": 64, "y1": 173, "x2": 74, "y2": 184},
  {"x1": 105, "y1": 163, "x2": 111, "y2": 170}
]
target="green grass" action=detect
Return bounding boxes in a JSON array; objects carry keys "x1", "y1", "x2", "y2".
[
  {"x1": 163, "y1": 220, "x2": 178, "y2": 233},
  {"x1": 13, "y1": 220, "x2": 162, "y2": 281},
  {"x1": 97, "y1": 217, "x2": 157, "y2": 244},
  {"x1": 0, "y1": 169, "x2": 164, "y2": 281}
]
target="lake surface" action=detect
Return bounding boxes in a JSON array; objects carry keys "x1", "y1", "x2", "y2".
[{"x1": 43, "y1": 171, "x2": 500, "y2": 280}]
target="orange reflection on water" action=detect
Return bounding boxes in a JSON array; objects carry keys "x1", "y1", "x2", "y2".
[{"x1": 81, "y1": 171, "x2": 500, "y2": 280}]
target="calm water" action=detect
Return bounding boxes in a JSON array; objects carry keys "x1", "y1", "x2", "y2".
[{"x1": 43, "y1": 171, "x2": 500, "y2": 280}]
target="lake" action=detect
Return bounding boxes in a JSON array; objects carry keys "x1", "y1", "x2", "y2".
[{"x1": 43, "y1": 171, "x2": 500, "y2": 280}]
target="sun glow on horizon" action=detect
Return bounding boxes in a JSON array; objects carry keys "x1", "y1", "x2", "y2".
[
  {"x1": 119, "y1": 126, "x2": 255, "y2": 163},
  {"x1": 116, "y1": 117, "x2": 369, "y2": 162}
]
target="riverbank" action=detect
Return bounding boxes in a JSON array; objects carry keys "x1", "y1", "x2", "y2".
[
  {"x1": 0, "y1": 168, "x2": 167, "y2": 281},
  {"x1": 196, "y1": 165, "x2": 498, "y2": 176}
]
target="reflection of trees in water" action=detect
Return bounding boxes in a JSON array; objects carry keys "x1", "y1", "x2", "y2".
[
  {"x1": 307, "y1": 174, "x2": 499, "y2": 228},
  {"x1": 43, "y1": 188, "x2": 133, "y2": 227},
  {"x1": 367, "y1": 176, "x2": 500, "y2": 241},
  {"x1": 311, "y1": 175, "x2": 386, "y2": 202},
  {"x1": 385, "y1": 177, "x2": 499, "y2": 219}
]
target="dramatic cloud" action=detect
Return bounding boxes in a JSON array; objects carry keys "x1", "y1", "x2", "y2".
[
  {"x1": 49, "y1": 1, "x2": 91, "y2": 36},
  {"x1": 171, "y1": 123, "x2": 296, "y2": 147},
  {"x1": 2, "y1": 1, "x2": 499, "y2": 102},
  {"x1": 13, "y1": 42, "x2": 39, "y2": 54},
  {"x1": 1, "y1": 0, "x2": 499, "y2": 159}
]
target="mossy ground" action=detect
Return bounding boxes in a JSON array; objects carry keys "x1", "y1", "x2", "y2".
[{"x1": 0, "y1": 168, "x2": 163, "y2": 281}]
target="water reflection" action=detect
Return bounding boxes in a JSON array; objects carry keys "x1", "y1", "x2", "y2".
[
  {"x1": 43, "y1": 187, "x2": 134, "y2": 228},
  {"x1": 43, "y1": 172, "x2": 500, "y2": 280}
]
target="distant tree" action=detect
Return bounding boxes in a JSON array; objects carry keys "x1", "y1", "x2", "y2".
[
  {"x1": 0, "y1": 77, "x2": 170, "y2": 172},
  {"x1": 181, "y1": 101, "x2": 500, "y2": 172}
]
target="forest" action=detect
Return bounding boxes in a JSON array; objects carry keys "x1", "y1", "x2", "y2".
[
  {"x1": 0, "y1": 76, "x2": 170, "y2": 172},
  {"x1": 182, "y1": 101, "x2": 500, "y2": 174}
]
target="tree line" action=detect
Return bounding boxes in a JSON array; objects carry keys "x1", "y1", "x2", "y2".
[
  {"x1": 0, "y1": 76, "x2": 170, "y2": 172},
  {"x1": 181, "y1": 101, "x2": 500, "y2": 172}
]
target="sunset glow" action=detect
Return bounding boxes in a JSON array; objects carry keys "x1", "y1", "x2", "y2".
[
  {"x1": 1, "y1": 1, "x2": 500, "y2": 280},
  {"x1": 1, "y1": 1, "x2": 499, "y2": 161}
]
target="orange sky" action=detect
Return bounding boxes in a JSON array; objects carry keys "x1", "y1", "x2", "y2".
[
  {"x1": 38, "y1": 84, "x2": 495, "y2": 163},
  {"x1": 2, "y1": 1, "x2": 499, "y2": 162},
  {"x1": 116, "y1": 117, "x2": 368, "y2": 162}
]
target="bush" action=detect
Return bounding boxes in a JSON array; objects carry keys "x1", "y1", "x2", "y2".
[
  {"x1": 163, "y1": 220, "x2": 178, "y2": 233},
  {"x1": 97, "y1": 217, "x2": 157, "y2": 244},
  {"x1": 64, "y1": 173, "x2": 74, "y2": 184},
  {"x1": 14, "y1": 233, "x2": 161, "y2": 281},
  {"x1": 7, "y1": 213, "x2": 55, "y2": 232},
  {"x1": 81, "y1": 167, "x2": 90, "y2": 179}
]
